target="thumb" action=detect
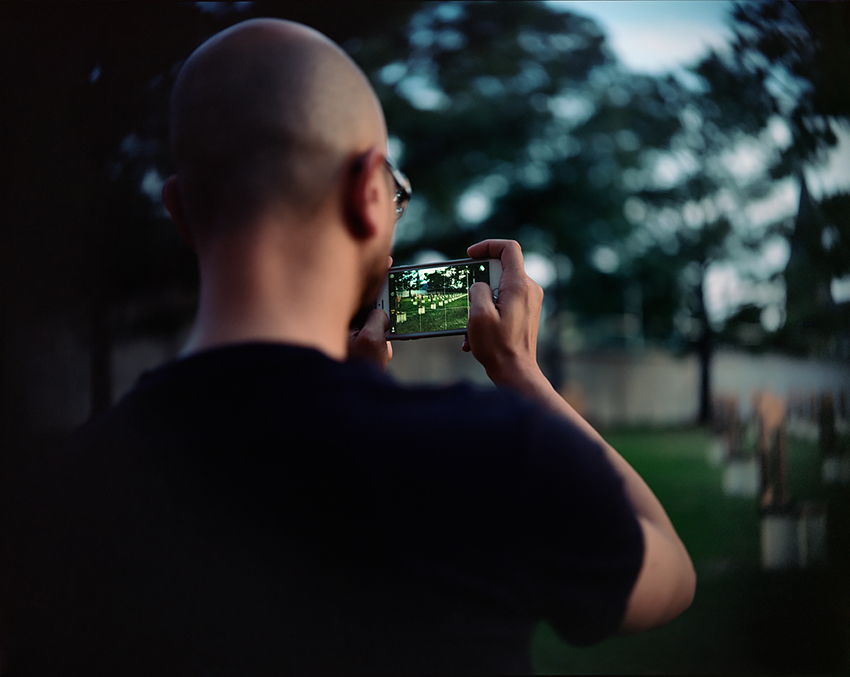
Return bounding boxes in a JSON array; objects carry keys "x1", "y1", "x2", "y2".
[
  {"x1": 465, "y1": 282, "x2": 499, "y2": 361},
  {"x1": 468, "y1": 282, "x2": 498, "y2": 322}
]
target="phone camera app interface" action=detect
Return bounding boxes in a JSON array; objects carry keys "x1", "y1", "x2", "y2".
[{"x1": 388, "y1": 262, "x2": 491, "y2": 335}]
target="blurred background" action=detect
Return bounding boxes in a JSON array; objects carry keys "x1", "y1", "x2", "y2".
[{"x1": 2, "y1": 1, "x2": 848, "y2": 673}]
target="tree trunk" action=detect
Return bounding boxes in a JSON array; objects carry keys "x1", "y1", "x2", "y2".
[
  {"x1": 696, "y1": 268, "x2": 713, "y2": 425},
  {"x1": 697, "y1": 324, "x2": 713, "y2": 424}
]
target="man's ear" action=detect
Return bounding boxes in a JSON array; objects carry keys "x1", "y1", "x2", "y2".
[
  {"x1": 345, "y1": 147, "x2": 388, "y2": 242},
  {"x1": 162, "y1": 175, "x2": 196, "y2": 252}
]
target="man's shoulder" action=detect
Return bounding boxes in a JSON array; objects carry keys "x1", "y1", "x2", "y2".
[
  {"x1": 131, "y1": 341, "x2": 537, "y2": 416},
  {"x1": 65, "y1": 341, "x2": 574, "y2": 480}
]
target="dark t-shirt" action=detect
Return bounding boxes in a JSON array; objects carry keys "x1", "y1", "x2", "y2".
[{"x1": 6, "y1": 344, "x2": 643, "y2": 675}]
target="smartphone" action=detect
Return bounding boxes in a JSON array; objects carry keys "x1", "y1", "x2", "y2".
[{"x1": 375, "y1": 258, "x2": 502, "y2": 340}]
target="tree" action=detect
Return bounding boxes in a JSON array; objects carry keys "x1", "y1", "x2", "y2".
[
  {"x1": 612, "y1": 1, "x2": 850, "y2": 420},
  {"x1": 731, "y1": 0, "x2": 850, "y2": 359},
  {"x1": 0, "y1": 2, "x2": 426, "y2": 434},
  {"x1": 351, "y1": 1, "x2": 687, "y2": 389},
  {"x1": 1, "y1": 3, "x2": 231, "y2": 422},
  {"x1": 692, "y1": 1, "x2": 850, "y2": 361},
  {"x1": 630, "y1": 47, "x2": 780, "y2": 421}
]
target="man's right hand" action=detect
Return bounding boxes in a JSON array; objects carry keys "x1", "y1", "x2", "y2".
[
  {"x1": 464, "y1": 239, "x2": 545, "y2": 389},
  {"x1": 465, "y1": 238, "x2": 696, "y2": 634}
]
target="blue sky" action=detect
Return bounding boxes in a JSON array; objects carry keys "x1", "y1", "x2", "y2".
[{"x1": 549, "y1": 1, "x2": 735, "y2": 73}]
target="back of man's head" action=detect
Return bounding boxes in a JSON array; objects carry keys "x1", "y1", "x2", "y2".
[{"x1": 169, "y1": 18, "x2": 385, "y2": 236}]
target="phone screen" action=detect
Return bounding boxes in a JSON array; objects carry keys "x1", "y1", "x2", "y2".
[{"x1": 386, "y1": 260, "x2": 494, "y2": 337}]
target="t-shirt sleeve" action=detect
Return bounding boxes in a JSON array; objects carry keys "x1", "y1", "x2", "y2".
[{"x1": 507, "y1": 404, "x2": 645, "y2": 645}]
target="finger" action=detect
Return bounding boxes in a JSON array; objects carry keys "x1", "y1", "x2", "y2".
[
  {"x1": 386, "y1": 340, "x2": 393, "y2": 362},
  {"x1": 379, "y1": 308, "x2": 390, "y2": 331},
  {"x1": 468, "y1": 281, "x2": 498, "y2": 320},
  {"x1": 361, "y1": 308, "x2": 390, "y2": 337},
  {"x1": 467, "y1": 239, "x2": 525, "y2": 276},
  {"x1": 387, "y1": 255, "x2": 393, "y2": 269},
  {"x1": 461, "y1": 335, "x2": 471, "y2": 352}
]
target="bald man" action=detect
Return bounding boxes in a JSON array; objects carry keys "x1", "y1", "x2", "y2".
[{"x1": 5, "y1": 19, "x2": 694, "y2": 675}]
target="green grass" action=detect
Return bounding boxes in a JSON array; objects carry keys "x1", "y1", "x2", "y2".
[
  {"x1": 394, "y1": 295, "x2": 469, "y2": 334},
  {"x1": 530, "y1": 427, "x2": 850, "y2": 675}
]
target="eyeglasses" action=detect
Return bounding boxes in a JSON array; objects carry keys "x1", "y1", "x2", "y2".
[{"x1": 385, "y1": 158, "x2": 411, "y2": 222}]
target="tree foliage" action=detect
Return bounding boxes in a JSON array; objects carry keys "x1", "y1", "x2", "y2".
[
  {"x1": 352, "y1": 2, "x2": 688, "y2": 342},
  {"x1": 4, "y1": 1, "x2": 847, "y2": 428},
  {"x1": 0, "y1": 2, "x2": 424, "y2": 416},
  {"x1": 718, "y1": 1, "x2": 850, "y2": 358}
]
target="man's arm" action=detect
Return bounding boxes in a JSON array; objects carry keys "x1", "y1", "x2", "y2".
[{"x1": 465, "y1": 239, "x2": 696, "y2": 634}]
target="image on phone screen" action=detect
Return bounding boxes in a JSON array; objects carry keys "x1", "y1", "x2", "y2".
[{"x1": 386, "y1": 261, "x2": 494, "y2": 337}]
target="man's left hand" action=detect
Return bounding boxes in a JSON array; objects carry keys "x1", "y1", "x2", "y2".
[{"x1": 348, "y1": 309, "x2": 392, "y2": 370}]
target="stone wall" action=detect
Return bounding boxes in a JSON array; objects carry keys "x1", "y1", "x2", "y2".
[{"x1": 387, "y1": 338, "x2": 850, "y2": 427}]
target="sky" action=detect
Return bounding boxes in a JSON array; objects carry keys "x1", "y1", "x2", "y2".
[{"x1": 550, "y1": 1, "x2": 734, "y2": 74}]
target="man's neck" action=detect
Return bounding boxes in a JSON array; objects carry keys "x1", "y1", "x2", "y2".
[{"x1": 181, "y1": 221, "x2": 359, "y2": 361}]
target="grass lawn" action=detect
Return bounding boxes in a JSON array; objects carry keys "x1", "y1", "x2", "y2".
[
  {"x1": 530, "y1": 426, "x2": 850, "y2": 675},
  {"x1": 395, "y1": 296, "x2": 469, "y2": 334}
]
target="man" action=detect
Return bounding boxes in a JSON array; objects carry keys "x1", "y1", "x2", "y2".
[{"x1": 6, "y1": 18, "x2": 694, "y2": 675}]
